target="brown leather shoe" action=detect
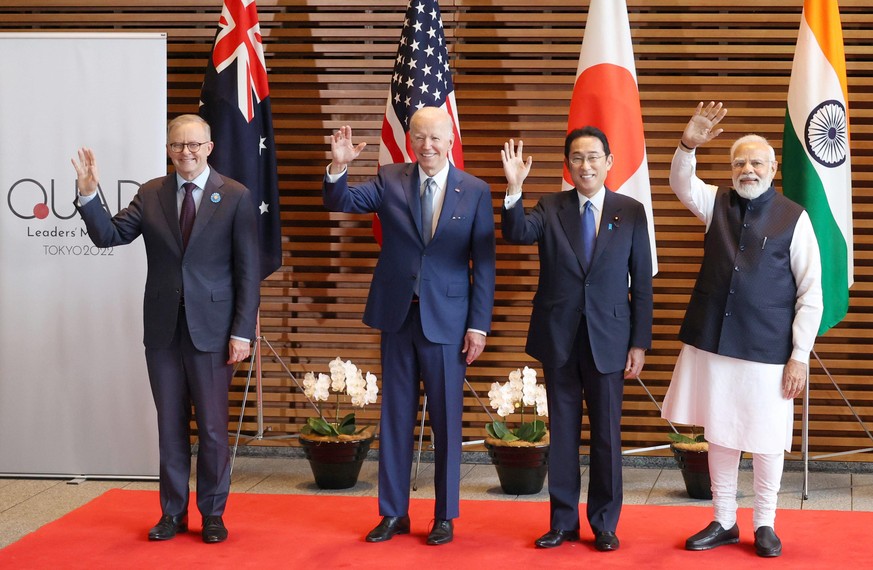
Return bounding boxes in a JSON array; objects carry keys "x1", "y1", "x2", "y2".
[
  {"x1": 365, "y1": 516, "x2": 411, "y2": 542},
  {"x1": 535, "y1": 529, "x2": 580, "y2": 548},
  {"x1": 201, "y1": 515, "x2": 228, "y2": 543},
  {"x1": 148, "y1": 514, "x2": 188, "y2": 541}
]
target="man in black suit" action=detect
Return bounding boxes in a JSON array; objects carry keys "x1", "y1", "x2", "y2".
[
  {"x1": 71, "y1": 114, "x2": 260, "y2": 543},
  {"x1": 501, "y1": 128, "x2": 653, "y2": 552}
]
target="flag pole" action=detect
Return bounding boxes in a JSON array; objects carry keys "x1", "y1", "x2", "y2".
[
  {"x1": 255, "y1": 312, "x2": 264, "y2": 437},
  {"x1": 230, "y1": 308, "x2": 326, "y2": 473}
]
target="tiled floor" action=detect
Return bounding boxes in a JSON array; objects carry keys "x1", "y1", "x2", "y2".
[{"x1": 3, "y1": 453, "x2": 873, "y2": 549}]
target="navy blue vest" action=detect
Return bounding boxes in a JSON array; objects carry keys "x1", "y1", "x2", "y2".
[{"x1": 679, "y1": 186, "x2": 803, "y2": 364}]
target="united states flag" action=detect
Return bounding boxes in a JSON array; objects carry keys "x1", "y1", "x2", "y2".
[
  {"x1": 200, "y1": 0, "x2": 282, "y2": 280},
  {"x1": 376, "y1": 0, "x2": 464, "y2": 242}
]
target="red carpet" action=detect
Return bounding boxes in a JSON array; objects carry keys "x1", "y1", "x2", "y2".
[{"x1": 1, "y1": 489, "x2": 870, "y2": 569}]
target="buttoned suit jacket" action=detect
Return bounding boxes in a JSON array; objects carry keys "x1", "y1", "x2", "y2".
[
  {"x1": 323, "y1": 162, "x2": 496, "y2": 344},
  {"x1": 76, "y1": 168, "x2": 260, "y2": 352},
  {"x1": 502, "y1": 188, "x2": 652, "y2": 372}
]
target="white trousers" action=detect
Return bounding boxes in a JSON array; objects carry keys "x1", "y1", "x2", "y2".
[{"x1": 709, "y1": 442, "x2": 784, "y2": 530}]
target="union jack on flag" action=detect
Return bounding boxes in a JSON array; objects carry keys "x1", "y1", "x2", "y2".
[
  {"x1": 200, "y1": 0, "x2": 282, "y2": 279},
  {"x1": 375, "y1": 0, "x2": 463, "y2": 242}
]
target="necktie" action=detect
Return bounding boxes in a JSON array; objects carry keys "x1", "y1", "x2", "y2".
[
  {"x1": 179, "y1": 182, "x2": 196, "y2": 250},
  {"x1": 581, "y1": 199, "x2": 595, "y2": 269},
  {"x1": 421, "y1": 177, "x2": 435, "y2": 245}
]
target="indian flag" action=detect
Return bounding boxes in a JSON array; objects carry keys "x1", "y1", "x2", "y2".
[
  {"x1": 565, "y1": 0, "x2": 657, "y2": 274},
  {"x1": 783, "y1": 0, "x2": 853, "y2": 335}
]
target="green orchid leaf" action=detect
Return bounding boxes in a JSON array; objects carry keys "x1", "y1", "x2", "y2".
[
  {"x1": 668, "y1": 432, "x2": 706, "y2": 445},
  {"x1": 529, "y1": 420, "x2": 547, "y2": 442},
  {"x1": 338, "y1": 412, "x2": 356, "y2": 429},
  {"x1": 307, "y1": 417, "x2": 340, "y2": 437},
  {"x1": 495, "y1": 421, "x2": 520, "y2": 442},
  {"x1": 485, "y1": 423, "x2": 499, "y2": 439},
  {"x1": 516, "y1": 422, "x2": 534, "y2": 441},
  {"x1": 487, "y1": 421, "x2": 519, "y2": 442}
]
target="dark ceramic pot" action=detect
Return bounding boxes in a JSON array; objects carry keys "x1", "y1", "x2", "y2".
[
  {"x1": 485, "y1": 440, "x2": 549, "y2": 495},
  {"x1": 671, "y1": 444, "x2": 712, "y2": 500},
  {"x1": 300, "y1": 435, "x2": 373, "y2": 489}
]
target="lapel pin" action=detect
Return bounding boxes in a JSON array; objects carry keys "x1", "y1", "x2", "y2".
[
  {"x1": 210, "y1": 192, "x2": 221, "y2": 203},
  {"x1": 454, "y1": 188, "x2": 460, "y2": 193}
]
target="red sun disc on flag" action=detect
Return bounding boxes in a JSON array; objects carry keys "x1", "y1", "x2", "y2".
[{"x1": 567, "y1": 63, "x2": 645, "y2": 191}]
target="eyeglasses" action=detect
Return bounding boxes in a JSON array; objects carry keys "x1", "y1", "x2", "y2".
[
  {"x1": 731, "y1": 159, "x2": 770, "y2": 170},
  {"x1": 568, "y1": 154, "x2": 605, "y2": 166},
  {"x1": 168, "y1": 141, "x2": 210, "y2": 153}
]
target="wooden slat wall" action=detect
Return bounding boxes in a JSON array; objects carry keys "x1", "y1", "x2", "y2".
[{"x1": 4, "y1": 0, "x2": 872, "y2": 460}]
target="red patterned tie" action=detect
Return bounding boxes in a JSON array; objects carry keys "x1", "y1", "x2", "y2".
[{"x1": 179, "y1": 182, "x2": 196, "y2": 250}]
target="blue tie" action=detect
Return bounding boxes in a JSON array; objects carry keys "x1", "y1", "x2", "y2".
[
  {"x1": 581, "y1": 199, "x2": 595, "y2": 269},
  {"x1": 421, "y1": 178, "x2": 435, "y2": 245}
]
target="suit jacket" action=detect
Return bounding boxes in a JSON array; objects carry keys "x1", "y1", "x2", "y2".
[
  {"x1": 502, "y1": 188, "x2": 652, "y2": 372},
  {"x1": 323, "y1": 162, "x2": 495, "y2": 344},
  {"x1": 76, "y1": 168, "x2": 260, "y2": 353}
]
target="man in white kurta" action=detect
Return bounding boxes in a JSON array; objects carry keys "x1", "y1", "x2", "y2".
[{"x1": 661, "y1": 102, "x2": 823, "y2": 558}]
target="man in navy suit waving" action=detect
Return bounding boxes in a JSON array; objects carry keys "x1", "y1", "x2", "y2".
[
  {"x1": 323, "y1": 106, "x2": 496, "y2": 546},
  {"x1": 72, "y1": 114, "x2": 260, "y2": 544},
  {"x1": 501, "y1": 128, "x2": 652, "y2": 552}
]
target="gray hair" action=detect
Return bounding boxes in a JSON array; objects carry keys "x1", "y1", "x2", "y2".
[
  {"x1": 730, "y1": 134, "x2": 776, "y2": 162},
  {"x1": 167, "y1": 114, "x2": 211, "y2": 139}
]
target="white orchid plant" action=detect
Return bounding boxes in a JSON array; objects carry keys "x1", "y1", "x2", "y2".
[
  {"x1": 301, "y1": 357, "x2": 379, "y2": 437},
  {"x1": 486, "y1": 366, "x2": 548, "y2": 443}
]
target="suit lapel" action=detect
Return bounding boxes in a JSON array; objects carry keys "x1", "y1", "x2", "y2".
[
  {"x1": 590, "y1": 189, "x2": 620, "y2": 269},
  {"x1": 158, "y1": 175, "x2": 183, "y2": 250},
  {"x1": 402, "y1": 164, "x2": 424, "y2": 243},
  {"x1": 432, "y1": 165, "x2": 462, "y2": 243},
  {"x1": 187, "y1": 169, "x2": 223, "y2": 248},
  {"x1": 557, "y1": 190, "x2": 588, "y2": 271}
]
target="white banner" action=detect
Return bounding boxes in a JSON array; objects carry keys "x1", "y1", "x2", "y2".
[{"x1": 0, "y1": 33, "x2": 166, "y2": 477}]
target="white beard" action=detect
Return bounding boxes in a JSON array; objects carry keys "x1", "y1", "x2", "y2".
[{"x1": 733, "y1": 175, "x2": 772, "y2": 200}]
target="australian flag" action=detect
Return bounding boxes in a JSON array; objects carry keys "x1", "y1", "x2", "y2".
[{"x1": 200, "y1": 0, "x2": 282, "y2": 280}]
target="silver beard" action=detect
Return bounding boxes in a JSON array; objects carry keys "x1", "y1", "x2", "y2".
[{"x1": 733, "y1": 175, "x2": 772, "y2": 200}]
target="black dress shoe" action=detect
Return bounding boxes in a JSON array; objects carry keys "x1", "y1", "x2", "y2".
[
  {"x1": 366, "y1": 516, "x2": 411, "y2": 542},
  {"x1": 535, "y1": 529, "x2": 580, "y2": 548},
  {"x1": 685, "y1": 521, "x2": 740, "y2": 551},
  {"x1": 148, "y1": 514, "x2": 188, "y2": 541},
  {"x1": 754, "y1": 526, "x2": 782, "y2": 557},
  {"x1": 594, "y1": 531, "x2": 620, "y2": 551},
  {"x1": 426, "y1": 519, "x2": 453, "y2": 545},
  {"x1": 202, "y1": 515, "x2": 228, "y2": 543}
]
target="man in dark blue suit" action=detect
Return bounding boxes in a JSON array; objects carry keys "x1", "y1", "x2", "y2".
[
  {"x1": 501, "y1": 128, "x2": 652, "y2": 552},
  {"x1": 72, "y1": 114, "x2": 260, "y2": 543},
  {"x1": 323, "y1": 106, "x2": 495, "y2": 546}
]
